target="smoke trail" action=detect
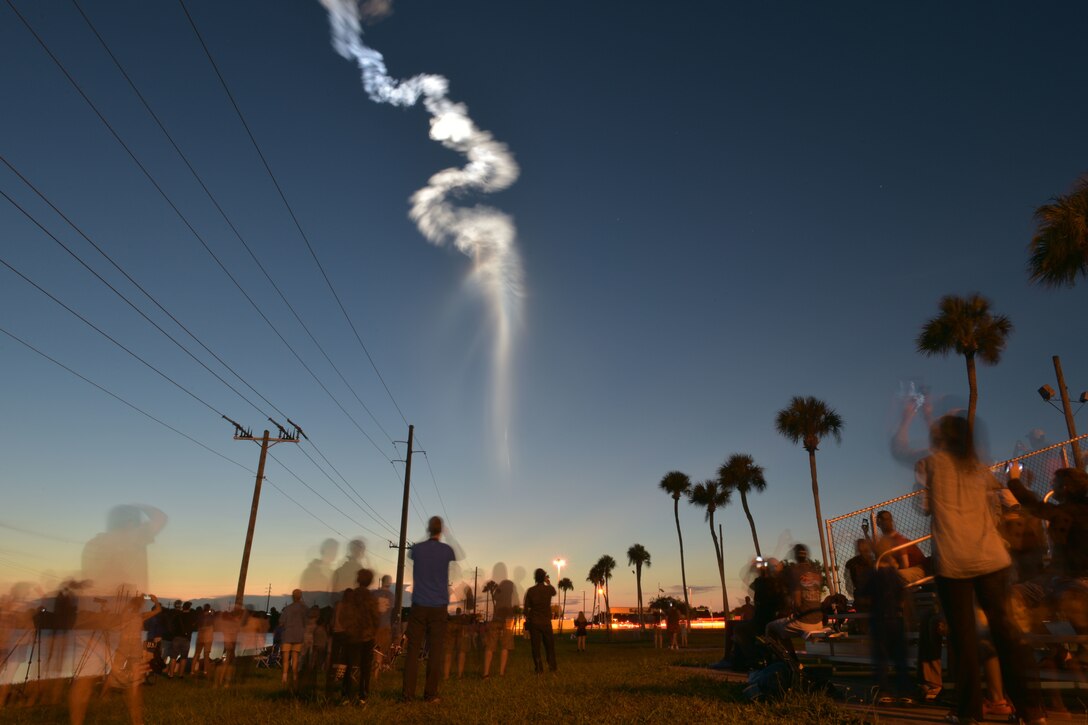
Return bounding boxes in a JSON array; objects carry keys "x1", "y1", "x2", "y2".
[{"x1": 318, "y1": 0, "x2": 522, "y2": 463}]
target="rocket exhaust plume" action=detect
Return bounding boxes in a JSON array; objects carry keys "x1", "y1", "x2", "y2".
[{"x1": 318, "y1": 0, "x2": 522, "y2": 466}]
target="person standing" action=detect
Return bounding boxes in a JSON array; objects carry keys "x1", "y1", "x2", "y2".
[
  {"x1": 341, "y1": 569, "x2": 378, "y2": 705},
  {"x1": 523, "y1": 568, "x2": 557, "y2": 674},
  {"x1": 372, "y1": 575, "x2": 395, "y2": 681},
  {"x1": 922, "y1": 415, "x2": 1046, "y2": 725},
  {"x1": 280, "y1": 589, "x2": 308, "y2": 689},
  {"x1": 402, "y1": 516, "x2": 457, "y2": 703},
  {"x1": 574, "y1": 611, "x2": 589, "y2": 652}
]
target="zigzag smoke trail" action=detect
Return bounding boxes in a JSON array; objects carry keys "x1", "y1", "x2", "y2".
[{"x1": 318, "y1": 0, "x2": 522, "y2": 467}]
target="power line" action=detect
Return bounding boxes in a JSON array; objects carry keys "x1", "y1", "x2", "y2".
[
  {"x1": 68, "y1": 0, "x2": 396, "y2": 445},
  {"x1": 5, "y1": 0, "x2": 393, "y2": 464},
  {"x1": 0, "y1": 254, "x2": 226, "y2": 418},
  {"x1": 294, "y1": 443, "x2": 399, "y2": 538},
  {"x1": 0, "y1": 323, "x2": 369, "y2": 548},
  {"x1": 1, "y1": 156, "x2": 400, "y2": 543},
  {"x1": 0, "y1": 169, "x2": 272, "y2": 422},
  {"x1": 177, "y1": 0, "x2": 410, "y2": 430}
]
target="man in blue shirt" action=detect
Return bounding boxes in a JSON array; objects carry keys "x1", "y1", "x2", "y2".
[{"x1": 402, "y1": 516, "x2": 457, "y2": 702}]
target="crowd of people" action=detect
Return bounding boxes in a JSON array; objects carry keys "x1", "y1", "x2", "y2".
[{"x1": 0, "y1": 515, "x2": 573, "y2": 720}]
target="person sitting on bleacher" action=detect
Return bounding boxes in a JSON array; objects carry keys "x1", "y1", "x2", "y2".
[
  {"x1": 765, "y1": 544, "x2": 825, "y2": 663},
  {"x1": 875, "y1": 510, "x2": 928, "y2": 584}
]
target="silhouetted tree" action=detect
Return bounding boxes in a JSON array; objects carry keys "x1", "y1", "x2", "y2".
[
  {"x1": 775, "y1": 396, "x2": 844, "y2": 587},
  {"x1": 658, "y1": 471, "x2": 693, "y2": 627},
  {"x1": 1028, "y1": 175, "x2": 1088, "y2": 288},
  {"x1": 688, "y1": 479, "x2": 732, "y2": 619},
  {"x1": 718, "y1": 453, "x2": 767, "y2": 558},
  {"x1": 626, "y1": 543, "x2": 651, "y2": 631},
  {"x1": 916, "y1": 293, "x2": 1012, "y2": 434}
]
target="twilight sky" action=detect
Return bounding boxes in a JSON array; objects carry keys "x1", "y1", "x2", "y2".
[{"x1": 2, "y1": 0, "x2": 1087, "y2": 611}]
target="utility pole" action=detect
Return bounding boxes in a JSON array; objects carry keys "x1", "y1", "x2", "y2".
[
  {"x1": 225, "y1": 416, "x2": 301, "y2": 609},
  {"x1": 1053, "y1": 356, "x2": 1083, "y2": 468},
  {"x1": 392, "y1": 424, "x2": 415, "y2": 632}
]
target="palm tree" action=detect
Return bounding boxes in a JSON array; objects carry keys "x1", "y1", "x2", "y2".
[
  {"x1": 1028, "y1": 175, "x2": 1088, "y2": 288},
  {"x1": 626, "y1": 544, "x2": 652, "y2": 632},
  {"x1": 718, "y1": 453, "x2": 768, "y2": 558},
  {"x1": 688, "y1": 479, "x2": 732, "y2": 620},
  {"x1": 916, "y1": 293, "x2": 1013, "y2": 435},
  {"x1": 596, "y1": 554, "x2": 617, "y2": 638},
  {"x1": 775, "y1": 396, "x2": 843, "y2": 590},
  {"x1": 586, "y1": 564, "x2": 603, "y2": 620},
  {"x1": 482, "y1": 580, "x2": 497, "y2": 621},
  {"x1": 557, "y1": 577, "x2": 573, "y2": 633},
  {"x1": 658, "y1": 471, "x2": 693, "y2": 627}
]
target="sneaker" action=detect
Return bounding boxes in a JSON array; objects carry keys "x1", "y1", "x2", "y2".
[
  {"x1": 983, "y1": 700, "x2": 1013, "y2": 717},
  {"x1": 424, "y1": 696, "x2": 441, "y2": 704}
]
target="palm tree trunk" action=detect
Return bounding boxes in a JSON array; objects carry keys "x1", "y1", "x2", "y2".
[
  {"x1": 807, "y1": 448, "x2": 832, "y2": 590},
  {"x1": 673, "y1": 497, "x2": 692, "y2": 632},
  {"x1": 740, "y1": 489, "x2": 762, "y2": 558},
  {"x1": 965, "y1": 352, "x2": 978, "y2": 437},
  {"x1": 709, "y1": 516, "x2": 729, "y2": 617},
  {"x1": 604, "y1": 579, "x2": 612, "y2": 640},
  {"x1": 709, "y1": 517, "x2": 729, "y2": 656},
  {"x1": 636, "y1": 564, "x2": 644, "y2": 632}
]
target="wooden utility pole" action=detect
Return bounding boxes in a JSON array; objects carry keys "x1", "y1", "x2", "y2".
[
  {"x1": 1053, "y1": 356, "x2": 1083, "y2": 468},
  {"x1": 226, "y1": 416, "x2": 300, "y2": 609},
  {"x1": 392, "y1": 424, "x2": 415, "y2": 631}
]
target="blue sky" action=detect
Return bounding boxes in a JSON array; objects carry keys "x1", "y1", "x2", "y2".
[{"x1": 2, "y1": 0, "x2": 1087, "y2": 610}]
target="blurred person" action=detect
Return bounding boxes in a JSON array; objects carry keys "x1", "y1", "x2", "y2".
[
  {"x1": 866, "y1": 540, "x2": 912, "y2": 705},
  {"x1": 341, "y1": 569, "x2": 377, "y2": 706},
  {"x1": 0, "y1": 582, "x2": 39, "y2": 707},
  {"x1": 575, "y1": 611, "x2": 588, "y2": 652},
  {"x1": 81, "y1": 504, "x2": 166, "y2": 600},
  {"x1": 372, "y1": 575, "x2": 394, "y2": 682},
  {"x1": 523, "y1": 568, "x2": 557, "y2": 674},
  {"x1": 666, "y1": 604, "x2": 681, "y2": 650},
  {"x1": 332, "y1": 539, "x2": 367, "y2": 595},
  {"x1": 482, "y1": 562, "x2": 516, "y2": 678},
  {"x1": 280, "y1": 589, "x2": 307, "y2": 689},
  {"x1": 327, "y1": 588, "x2": 352, "y2": 692},
  {"x1": 300, "y1": 539, "x2": 339, "y2": 608},
  {"x1": 191, "y1": 604, "x2": 214, "y2": 676},
  {"x1": 70, "y1": 594, "x2": 160, "y2": 725},
  {"x1": 765, "y1": 544, "x2": 825, "y2": 663},
  {"x1": 443, "y1": 607, "x2": 469, "y2": 679},
  {"x1": 402, "y1": 516, "x2": 459, "y2": 702},
  {"x1": 921, "y1": 415, "x2": 1046, "y2": 725},
  {"x1": 214, "y1": 606, "x2": 241, "y2": 689},
  {"x1": 844, "y1": 538, "x2": 875, "y2": 625},
  {"x1": 875, "y1": 510, "x2": 927, "y2": 584},
  {"x1": 169, "y1": 601, "x2": 194, "y2": 678}
]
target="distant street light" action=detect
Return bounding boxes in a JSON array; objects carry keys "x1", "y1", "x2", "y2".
[
  {"x1": 553, "y1": 557, "x2": 566, "y2": 624},
  {"x1": 1037, "y1": 356, "x2": 1085, "y2": 468}
]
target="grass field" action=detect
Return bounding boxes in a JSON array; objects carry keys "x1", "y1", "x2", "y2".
[{"x1": 0, "y1": 630, "x2": 865, "y2": 724}]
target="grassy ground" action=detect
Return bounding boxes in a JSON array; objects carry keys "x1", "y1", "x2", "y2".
[{"x1": 0, "y1": 630, "x2": 866, "y2": 724}]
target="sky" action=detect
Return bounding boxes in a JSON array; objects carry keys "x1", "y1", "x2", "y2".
[{"x1": 2, "y1": 0, "x2": 1087, "y2": 613}]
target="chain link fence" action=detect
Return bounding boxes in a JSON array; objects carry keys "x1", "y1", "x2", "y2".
[{"x1": 825, "y1": 434, "x2": 1086, "y2": 595}]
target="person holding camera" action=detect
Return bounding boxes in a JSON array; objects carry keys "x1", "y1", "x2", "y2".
[{"x1": 523, "y1": 568, "x2": 557, "y2": 674}]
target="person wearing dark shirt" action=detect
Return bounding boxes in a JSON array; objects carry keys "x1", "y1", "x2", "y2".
[
  {"x1": 402, "y1": 516, "x2": 457, "y2": 703},
  {"x1": 765, "y1": 544, "x2": 825, "y2": 662},
  {"x1": 341, "y1": 569, "x2": 378, "y2": 705},
  {"x1": 523, "y1": 568, "x2": 558, "y2": 674}
]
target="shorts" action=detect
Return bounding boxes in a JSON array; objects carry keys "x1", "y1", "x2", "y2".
[
  {"x1": 171, "y1": 636, "x2": 191, "y2": 659},
  {"x1": 484, "y1": 620, "x2": 514, "y2": 651}
]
